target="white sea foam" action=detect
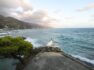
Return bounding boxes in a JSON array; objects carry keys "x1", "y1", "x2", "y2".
[
  {"x1": 0, "y1": 33, "x2": 7, "y2": 35},
  {"x1": 0, "y1": 33, "x2": 8, "y2": 37},
  {"x1": 72, "y1": 55, "x2": 94, "y2": 65},
  {"x1": 25, "y1": 37, "x2": 45, "y2": 47}
]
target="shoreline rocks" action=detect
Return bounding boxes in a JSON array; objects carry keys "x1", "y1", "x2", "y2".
[{"x1": 16, "y1": 47, "x2": 94, "y2": 70}]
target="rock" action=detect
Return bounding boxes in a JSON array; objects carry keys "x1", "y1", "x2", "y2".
[
  {"x1": 33, "y1": 47, "x2": 62, "y2": 53},
  {"x1": 22, "y1": 52, "x2": 92, "y2": 70}
]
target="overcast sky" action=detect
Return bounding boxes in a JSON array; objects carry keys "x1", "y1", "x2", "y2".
[{"x1": 0, "y1": 0, "x2": 94, "y2": 28}]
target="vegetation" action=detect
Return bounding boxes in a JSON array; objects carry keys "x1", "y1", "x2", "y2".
[
  {"x1": 0, "y1": 36, "x2": 33, "y2": 59},
  {"x1": 0, "y1": 15, "x2": 49, "y2": 29}
]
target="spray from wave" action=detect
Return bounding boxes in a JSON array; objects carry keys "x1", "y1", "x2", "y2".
[
  {"x1": 25, "y1": 37, "x2": 59, "y2": 47},
  {"x1": 25, "y1": 37, "x2": 46, "y2": 47}
]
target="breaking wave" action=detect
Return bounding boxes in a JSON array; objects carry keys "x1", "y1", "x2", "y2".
[
  {"x1": 72, "y1": 54, "x2": 94, "y2": 67},
  {"x1": 25, "y1": 37, "x2": 46, "y2": 47}
]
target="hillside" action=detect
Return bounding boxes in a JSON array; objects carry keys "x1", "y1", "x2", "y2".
[{"x1": 0, "y1": 15, "x2": 49, "y2": 29}]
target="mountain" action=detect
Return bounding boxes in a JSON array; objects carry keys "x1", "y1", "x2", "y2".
[{"x1": 0, "y1": 15, "x2": 49, "y2": 29}]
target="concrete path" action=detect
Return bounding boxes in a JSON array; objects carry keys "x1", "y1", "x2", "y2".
[{"x1": 23, "y1": 52, "x2": 91, "y2": 70}]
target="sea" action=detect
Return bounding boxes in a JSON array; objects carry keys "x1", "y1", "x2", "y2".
[{"x1": 0, "y1": 28, "x2": 94, "y2": 70}]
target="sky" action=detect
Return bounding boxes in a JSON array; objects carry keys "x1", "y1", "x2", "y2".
[{"x1": 0, "y1": 0, "x2": 94, "y2": 28}]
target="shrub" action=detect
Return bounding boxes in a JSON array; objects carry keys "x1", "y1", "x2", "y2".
[{"x1": 0, "y1": 36, "x2": 33, "y2": 58}]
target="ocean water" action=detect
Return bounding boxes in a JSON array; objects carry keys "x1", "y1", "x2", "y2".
[{"x1": 0, "y1": 28, "x2": 94, "y2": 69}]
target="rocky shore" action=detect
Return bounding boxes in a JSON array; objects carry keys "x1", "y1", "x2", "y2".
[{"x1": 16, "y1": 47, "x2": 94, "y2": 70}]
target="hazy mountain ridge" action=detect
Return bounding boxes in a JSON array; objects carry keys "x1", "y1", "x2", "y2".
[{"x1": 0, "y1": 15, "x2": 49, "y2": 29}]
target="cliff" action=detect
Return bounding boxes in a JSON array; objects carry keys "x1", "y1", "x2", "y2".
[{"x1": 0, "y1": 15, "x2": 49, "y2": 29}]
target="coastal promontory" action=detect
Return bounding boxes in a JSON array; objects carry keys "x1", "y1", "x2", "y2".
[{"x1": 17, "y1": 47, "x2": 93, "y2": 70}]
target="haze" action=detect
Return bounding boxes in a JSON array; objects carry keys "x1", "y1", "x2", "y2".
[{"x1": 0, "y1": 0, "x2": 94, "y2": 28}]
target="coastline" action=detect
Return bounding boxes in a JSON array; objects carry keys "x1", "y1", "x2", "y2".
[{"x1": 16, "y1": 47, "x2": 94, "y2": 70}]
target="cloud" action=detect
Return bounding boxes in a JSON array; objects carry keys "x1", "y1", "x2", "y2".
[
  {"x1": 0, "y1": 0, "x2": 20, "y2": 8},
  {"x1": 0, "y1": 0, "x2": 60, "y2": 28},
  {"x1": 77, "y1": 3, "x2": 94, "y2": 12},
  {"x1": 0, "y1": 0, "x2": 32, "y2": 16},
  {"x1": 20, "y1": 0, "x2": 33, "y2": 11},
  {"x1": 16, "y1": 10, "x2": 59, "y2": 27},
  {"x1": 90, "y1": 14, "x2": 94, "y2": 17}
]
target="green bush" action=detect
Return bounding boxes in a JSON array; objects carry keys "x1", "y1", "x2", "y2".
[{"x1": 0, "y1": 36, "x2": 33, "y2": 58}]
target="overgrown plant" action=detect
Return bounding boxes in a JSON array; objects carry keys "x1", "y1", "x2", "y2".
[{"x1": 0, "y1": 36, "x2": 33, "y2": 63}]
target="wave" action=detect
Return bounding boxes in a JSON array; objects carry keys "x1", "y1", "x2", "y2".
[
  {"x1": 0, "y1": 32, "x2": 11, "y2": 36},
  {"x1": 0, "y1": 33, "x2": 7, "y2": 35},
  {"x1": 72, "y1": 55, "x2": 94, "y2": 66},
  {"x1": 0, "y1": 33, "x2": 8, "y2": 37},
  {"x1": 25, "y1": 37, "x2": 59, "y2": 47},
  {"x1": 25, "y1": 37, "x2": 46, "y2": 47}
]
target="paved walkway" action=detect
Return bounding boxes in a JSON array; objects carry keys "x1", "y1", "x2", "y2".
[{"x1": 23, "y1": 52, "x2": 91, "y2": 70}]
